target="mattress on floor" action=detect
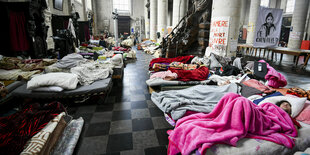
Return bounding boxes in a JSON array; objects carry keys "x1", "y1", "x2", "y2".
[
  {"x1": 0, "y1": 81, "x2": 25, "y2": 105},
  {"x1": 11, "y1": 78, "x2": 113, "y2": 99},
  {"x1": 146, "y1": 78, "x2": 211, "y2": 87},
  {"x1": 203, "y1": 123, "x2": 310, "y2": 155}
]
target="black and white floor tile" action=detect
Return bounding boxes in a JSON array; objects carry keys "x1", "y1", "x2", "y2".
[{"x1": 67, "y1": 48, "x2": 173, "y2": 155}]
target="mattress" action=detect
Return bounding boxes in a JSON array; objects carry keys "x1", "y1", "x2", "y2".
[
  {"x1": 203, "y1": 124, "x2": 310, "y2": 155},
  {"x1": 0, "y1": 81, "x2": 25, "y2": 105},
  {"x1": 11, "y1": 78, "x2": 113, "y2": 99}
]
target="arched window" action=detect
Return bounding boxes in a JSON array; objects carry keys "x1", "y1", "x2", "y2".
[
  {"x1": 113, "y1": 0, "x2": 131, "y2": 15},
  {"x1": 260, "y1": 0, "x2": 269, "y2": 7},
  {"x1": 286, "y1": 0, "x2": 296, "y2": 13}
]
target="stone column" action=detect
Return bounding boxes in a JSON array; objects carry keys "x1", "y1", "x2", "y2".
[
  {"x1": 44, "y1": 3, "x2": 54, "y2": 49},
  {"x1": 246, "y1": 0, "x2": 261, "y2": 45},
  {"x1": 150, "y1": 0, "x2": 157, "y2": 41},
  {"x1": 82, "y1": 0, "x2": 87, "y2": 21},
  {"x1": 269, "y1": 0, "x2": 277, "y2": 8},
  {"x1": 172, "y1": 0, "x2": 188, "y2": 27},
  {"x1": 280, "y1": 0, "x2": 287, "y2": 12},
  {"x1": 288, "y1": 0, "x2": 309, "y2": 49},
  {"x1": 91, "y1": 0, "x2": 98, "y2": 35},
  {"x1": 157, "y1": 0, "x2": 168, "y2": 42},
  {"x1": 210, "y1": 0, "x2": 242, "y2": 57},
  {"x1": 144, "y1": 0, "x2": 150, "y2": 39},
  {"x1": 239, "y1": 0, "x2": 247, "y2": 28}
]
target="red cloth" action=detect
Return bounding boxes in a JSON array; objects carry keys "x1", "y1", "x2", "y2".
[
  {"x1": 9, "y1": 11, "x2": 29, "y2": 51},
  {"x1": 0, "y1": 102, "x2": 65, "y2": 155},
  {"x1": 84, "y1": 24, "x2": 90, "y2": 41},
  {"x1": 113, "y1": 46, "x2": 130, "y2": 51},
  {"x1": 149, "y1": 55, "x2": 194, "y2": 68},
  {"x1": 169, "y1": 66, "x2": 209, "y2": 81}
]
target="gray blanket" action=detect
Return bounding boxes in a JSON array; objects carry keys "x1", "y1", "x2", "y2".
[{"x1": 151, "y1": 83, "x2": 239, "y2": 120}]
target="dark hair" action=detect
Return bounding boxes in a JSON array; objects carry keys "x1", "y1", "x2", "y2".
[
  {"x1": 265, "y1": 13, "x2": 274, "y2": 22},
  {"x1": 275, "y1": 100, "x2": 291, "y2": 107}
]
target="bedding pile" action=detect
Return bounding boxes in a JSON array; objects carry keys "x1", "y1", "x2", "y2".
[
  {"x1": 0, "y1": 101, "x2": 84, "y2": 155},
  {"x1": 146, "y1": 51, "x2": 310, "y2": 155},
  {"x1": 168, "y1": 93, "x2": 297, "y2": 155}
]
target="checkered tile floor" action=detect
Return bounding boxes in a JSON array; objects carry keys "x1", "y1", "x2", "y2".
[{"x1": 67, "y1": 48, "x2": 172, "y2": 155}]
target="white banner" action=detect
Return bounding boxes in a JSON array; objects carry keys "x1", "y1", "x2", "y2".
[
  {"x1": 209, "y1": 17, "x2": 230, "y2": 56},
  {"x1": 253, "y1": 7, "x2": 283, "y2": 47}
]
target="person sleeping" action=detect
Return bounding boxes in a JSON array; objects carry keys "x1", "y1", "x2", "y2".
[
  {"x1": 276, "y1": 100, "x2": 301, "y2": 129},
  {"x1": 168, "y1": 93, "x2": 299, "y2": 155}
]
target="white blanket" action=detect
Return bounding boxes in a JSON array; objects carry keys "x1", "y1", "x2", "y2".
[{"x1": 70, "y1": 61, "x2": 113, "y2": 85}]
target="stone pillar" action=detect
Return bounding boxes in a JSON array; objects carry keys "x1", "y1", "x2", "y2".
[
  {"x1": 239, "y1": 0, "x2": 247, "y2": 28},
  {"x1": 91, "y1": 0, "x2": 98, "y2": 35},
  {"x1": 246, "y1": 0, "x2": 261, "y2": 45},
  {"x1": 150, "y1": 0, "x2": 157, "y2": 41},
  {"x1": 172, "y1": 0, "x2": 188, "y2": 27},
  {"x1": 288, "y1": 0, "x2": 309, "y2": 49},
  {"x1": 113, "y1": 9, "x2": 119, "y2": 46},
  {"x1": 269, "y1": 0, "x2": 277, "y2": 8},
  {"x1": 44, "y1": 4, "x2": 54, "y2": 49},
  {"x1": 157, "y1": 0, "x2": 168, "y2": 41},
  {"x1": 144, "y1": 0, "x2": 150, "y2": 39},
  {"x1": 210, "y1": 0, "x2": 242, "y2": 57},
  {"x1": 82, "y1": 0, "x2": 87, "y2": 21},
  {"x1": 280, "y1": 0, "x2": 287, "y2": 12}
]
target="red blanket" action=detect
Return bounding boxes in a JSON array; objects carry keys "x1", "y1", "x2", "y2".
[
  {"x1": 0, "y1": 102, "x2": 65, "y2": 155},
  {"x1": 149, "y1": 55, "x2": 194, "y2": 68},
  {"x1": 168, "y1": 93, "x2": 297, "y2": 155},
  {"x1": 169, "y1": 66, "x2": 209, "y2": 81}
]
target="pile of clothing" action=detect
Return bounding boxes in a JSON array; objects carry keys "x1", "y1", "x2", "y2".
[{"x1": 0, "y1": 102, "x2": 84, "y2": 155}]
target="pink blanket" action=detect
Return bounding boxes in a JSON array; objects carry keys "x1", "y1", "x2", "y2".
[
  {"x1": 167, "y1": 93, "x2": 297, "y2": 155},
  {"x1": 258, "y1": 60, "x2": 287, "y2": 88}
]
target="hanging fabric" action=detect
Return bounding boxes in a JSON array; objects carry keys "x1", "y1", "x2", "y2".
[{"x1": 9, "y1": 11, "x2": 29, "y2": 52}]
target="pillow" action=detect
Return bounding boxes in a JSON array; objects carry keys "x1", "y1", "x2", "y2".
[
  {"x1": 258, "y1": 95, "x2": 307, "y2": 118},
  {"x1": 209, "y1": 54, "x2": 222, "y2": 69},
  {"x1": 295, "y1": 101, "x2": 310, "y2": 124},
  {"x1": 240, "y1": 83, "x2": 263, "y2": 98},
  {"x1": 27, "y1": 73, "x2": 79, "y2": 90}
]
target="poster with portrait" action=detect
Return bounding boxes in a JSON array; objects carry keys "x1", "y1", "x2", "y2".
[{"x1": 253, "y1": 7, "x2": 283, "y2": 47}]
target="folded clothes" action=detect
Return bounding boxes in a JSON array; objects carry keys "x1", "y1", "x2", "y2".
[{"x1": 0, "y1": 102, "x2": 65, "y2": 155}]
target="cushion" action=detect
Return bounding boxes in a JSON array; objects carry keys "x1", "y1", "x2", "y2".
[
  {"x1": 27, "y1": 73, "x2": 79, "y2": 90},
  {"x1": 209, "y1": 54, "x2": 222, "y2": 69},
  {"x1": 295, "y1": 101, "x2": 310, "y2": 124},
  {"x1": 239, "y1": 83, "x2": 263, "y2": 98},
  {"x1": 258, "y1": 95, "x2": 307, "y2": 118}
]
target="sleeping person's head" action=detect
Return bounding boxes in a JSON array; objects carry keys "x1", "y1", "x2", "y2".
[{"x1": 276, "y1": 100, "x2": 292, "y2": 115}]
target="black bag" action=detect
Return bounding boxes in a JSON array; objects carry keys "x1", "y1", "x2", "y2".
[{"x1": 253, "y1": 61, "x2": 268, "y2": 80}]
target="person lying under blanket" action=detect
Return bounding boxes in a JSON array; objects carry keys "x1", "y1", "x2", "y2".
[
  {"x1": 167, "y1": 93, "x2": 299, "y2": 155},
  {"x1": 276, "y1": 100, "x2": 301, "y2": 130}
]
